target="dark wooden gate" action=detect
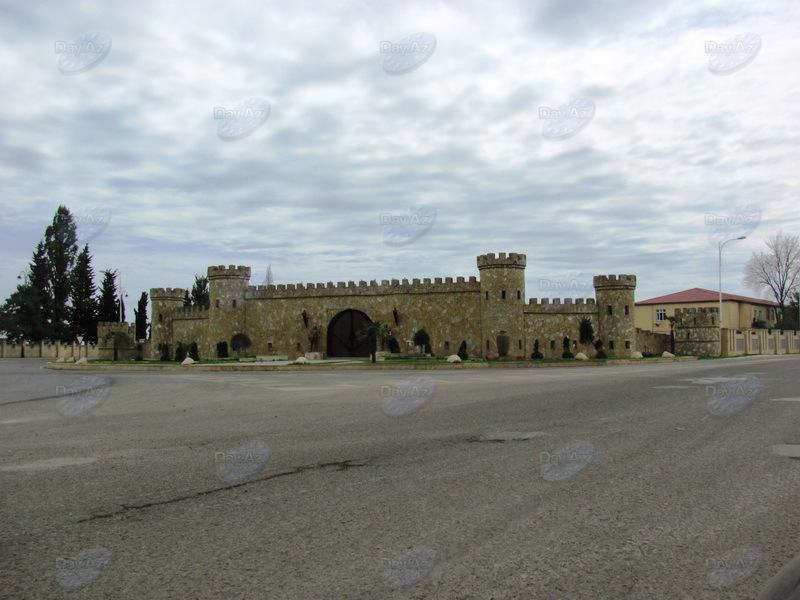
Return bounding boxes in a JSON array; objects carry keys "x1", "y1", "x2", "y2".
[{"x1": 327, "y1": 310, "x2": 372, "y2": 357}]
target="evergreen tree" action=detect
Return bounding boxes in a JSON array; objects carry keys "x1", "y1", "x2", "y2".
[
  {"x1": 97, "y1": 270, "x2": 119, "y2": 322},
  {"x1": 69, "y1": 245, "x2": 98, "y2": 343},
  {"x1": 184, "y1": 290, "x2": 191, "y2": 307},
  {"x1": 578, "y1": 317, "x2": 595, "y2": 346},
  {"x1": 134, "y1": 292, "x2": 149, "y2": 340},
  {"x1": 189, "y1": 275, "x2": 210, "y2": 309},
  {"x1": 0, "y1": 243, "x2": 51, "y2": 342},
  {"x1": 44, "y1": 206, "x2": 78, "y2": 340}
]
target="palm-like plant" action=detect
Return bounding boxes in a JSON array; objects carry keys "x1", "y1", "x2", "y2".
[{"x1": 358, "y1": 321, "x2": 390, "y2": 363}]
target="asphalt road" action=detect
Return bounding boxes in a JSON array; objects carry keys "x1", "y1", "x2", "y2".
[{"x1": 1, "y1": 357, "x2": 799, "y2": 599}]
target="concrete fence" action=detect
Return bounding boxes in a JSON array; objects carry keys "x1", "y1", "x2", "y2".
[
  {"x1": 723, "y1": 328, "x2": 800, "y2": 357},
  {"x1": 0, "y1": 340, "x2": 100, "y2": 359}
]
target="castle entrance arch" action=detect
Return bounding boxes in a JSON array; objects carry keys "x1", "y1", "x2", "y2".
[{"x1": 327, "y1": 309, "x2": 372, "y2": 357}]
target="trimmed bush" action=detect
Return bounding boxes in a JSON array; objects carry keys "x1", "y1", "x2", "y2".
[
  {"x1": 457, "y1": 340, "x2": 469, "y2": 360},
  {"x1": 231, "y1": 333, "x2": 252, "y2": 355},
  {"x1": 386, "y1": 336, "x2": 401, "y2": 353},
  {"x1": 561, "y1": 336, "x2": 574, "y2": 359},
  {"x1": 531, "y1": 339, "x2": 544, "y2": 359},
  {"x1": 174, "y1": 342, "x2": 187, "y2": 363}
]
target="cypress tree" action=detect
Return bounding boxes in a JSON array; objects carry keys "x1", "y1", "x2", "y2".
[
  {"x1": 134, "y1": 292, "x2": 149, "y2": 340},
  {"x1": 97, "y1": 270, "x2": 119, "y2": 322},
  {"x1": 69, "y1": 245, "x2": 99, "y2": 343},
  {"x1": 44, "y1": 206, "x2": 78, "y2": 340}
]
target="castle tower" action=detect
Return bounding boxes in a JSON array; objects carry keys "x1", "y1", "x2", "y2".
[
  {"x1": 208, "y1": 265, "x2": 251, "y2": 312},
  {"x1": 477, "y1": 253, "x2": 526, "y2": 357},
  {"x1": 150, "y1": 287, "x2": 187, "y2": 354},
  {"x1": 593, "y1": 274, "x2": 637, "y2": 358}
]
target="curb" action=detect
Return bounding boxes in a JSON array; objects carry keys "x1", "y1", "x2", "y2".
[{"x1": 43, "y1": 357, "x2": 699, "y2": 372}]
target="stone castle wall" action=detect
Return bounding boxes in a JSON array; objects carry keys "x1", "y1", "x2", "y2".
[
  {"x1": 149, "y1": 254, "x2": 641, "y2": 360},
  {"x1": 674, "y1": 307, "x2": 720, "y2": 356},
  {"x1": 523, "y1": 298, "x2": 598, "y2": 358}
]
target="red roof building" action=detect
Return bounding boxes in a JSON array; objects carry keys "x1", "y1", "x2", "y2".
[{"x1": 635, "y1": 287, "x2": 780, "y2": 332}]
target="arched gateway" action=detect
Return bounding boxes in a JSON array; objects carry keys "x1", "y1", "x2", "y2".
[{"x1": 327, "y1": 309, "x2": 372, "y2": 357}]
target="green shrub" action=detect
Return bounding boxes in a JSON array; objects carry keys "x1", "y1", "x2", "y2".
[
  {"x1": 159, "y1": 344, "x2": 170, "y2": 361},
  {"x1": 413, "y1": 328, "x2": 430, "y2": 351},
  {"x1": 175, "y1": 342, "x2": 187, "y2": 363},
  {"x1": 561, "y1": 336, "x2": 574, "y2": 359},
  {"x1": 594, "y1": 339, "x2": 607, "y2": 359},
  {"x1": 189, "y1": 342, "x2": 199, "y2": 361},
  {"x1": 386, "y1": 336, "x2": 401, "y2": 353},
  {"x1": 231, "y1": 333, "x2": 252, "y2": 355},
  {"x1": 457, "y1": 340, "x2": 469, "y2": 360},
  {"x1": 531, "y1": 339, "x2": 543, "y2": 359}
]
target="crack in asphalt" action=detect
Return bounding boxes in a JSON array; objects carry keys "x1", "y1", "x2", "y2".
[{"x1": 76, "y1": 457, "x2": 376, "y2": 523}]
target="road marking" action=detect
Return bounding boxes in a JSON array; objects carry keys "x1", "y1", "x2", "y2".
[
  {"x1": 771, "y1": 445, "x2": 800, "y2": 458},
  {"x1": 0, "y1": 457, "x2": 97, "y2": 472},
  {"x1": 771, "y1": 397, "x2": 800, "y2": 402},
  {"x1": 653, "y1": 386, "x2": 694, "y2": 389}
]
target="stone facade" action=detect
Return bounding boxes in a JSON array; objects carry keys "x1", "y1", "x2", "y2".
[
  {"x1": 149, "y1": 253, "x2": 640, "y2": 361},
  {"x1": 673, "y1": 307, "x2": 720, "y2": 356}
]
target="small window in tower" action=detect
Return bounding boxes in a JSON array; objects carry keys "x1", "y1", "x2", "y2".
[
  {"x1": 609, "y1": 340, "x2": 615, "y2": 350},
  {"x1": 518, "y1": 340, "x2": 522, "y2": 349},
  {"x1": 444, "y1": 341, "x2": 450, "y2": 351},
  {"x1": 215, "y1": 299, "x2": 220, "y2": 308},
  {"x1": 268, "y1": 342, "x2": 273, "y2": 352},
  {"x1": 501, "y1": 290, "x2": 506, "y2": 299},
  {"x1": 711, "y1": 316, "x2": 715, "y2": 325},
  {"x1": 158, "y1": 313, "x2": 163, "y2": 322},
  {"x1": 625, "y1": 340, "x2": 631, "y2": 349},
  {"x1": 607, "y1": 305, "x2": 613, "y2": 315},
  {"x1": 550, "y1": 340, "x2": 556, "y2": 350},
  {"x1": 624, "y1": 305, "x2": 630, "y2": 315},
  {"x1": 486, "y1": 340, "x2": 490, "y2": 351},
  {"x1": 517, "y1": 290, "x2": 521, "y2": 300},
  {"x1": 232, "y1": 299, "x2": 237, "y2": 308},
  {"x1": 296, "y1": 342, "x2": 301, "y2": 351},
  {"x1": 485, "y1": 291, "x2": 489, "y2": 300}
]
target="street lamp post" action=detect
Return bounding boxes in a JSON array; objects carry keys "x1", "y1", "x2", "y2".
[
  {"x1": 117, "y1": 271, "x2": 128, "y2": 323},
  {"x1": 718, "y1": 236, "x2": 746, "y2": 356}
]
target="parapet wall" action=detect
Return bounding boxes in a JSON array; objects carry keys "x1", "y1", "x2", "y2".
[
  {"x1": 151, "y1": 287, "x2": 187, "y2": 300},
  {"x1": 593, "y1": 274, "x2": 637, "y2": 289},
  {"x1": 172, "y1": 305, "x2": 211, "y2": 319},
  {"x1": 246, "y1": 276, "x2": 480, "y2": 299},
  {"x1": 674, "y1": 307, "x2": 719, "y2": 327},
  {"x1": 477, "y1": 252, "x2": 526, "y2": 269},
  {"x1": 208, "y1": 265, "x2": 251, "y2": 279},
  {"x1": 524, "y1": 297, "x2": 597, "y2": 314}
]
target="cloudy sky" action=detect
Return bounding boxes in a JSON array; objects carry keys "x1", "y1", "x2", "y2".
[{"x1": 2, "y1": 0, "x2": 799, "y2": 316}]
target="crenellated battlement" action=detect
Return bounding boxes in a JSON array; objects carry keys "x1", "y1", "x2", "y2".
[
  {"x1": 528, "y1": 297, "x2": 597, "y2": 305},
  {"x1": 151, "y1": 287, "x2": 187, "y2": 300},
  {"x1": 593, "y1": 274, "x2": 637, "y2": 289},
  {"x1": 246, "y1": 276, "x2": 479, "y2": 299},
  {"x1": 525, "y1": 297, "x2": 597, "y2": 314},
  {"x1": 477, "y1": 252, "x2": 527, "y2": 270},
  {"x1": 674, "y1": 306, "x2": 719, "y2": 327},
  {"x1": 207, "y1": 265, "x2": 251, "y2": 279}
]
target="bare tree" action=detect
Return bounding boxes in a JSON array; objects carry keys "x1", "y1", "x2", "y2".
[{"x1": 743, "y1": 231, "x2": 800, "y2": 321}]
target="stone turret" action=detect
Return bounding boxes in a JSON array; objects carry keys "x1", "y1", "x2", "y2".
[
  {"x1": 593, "y1": 274, "x2": 636, "y2": 357},
  {"x1": 150, "y1": 287, "x2": 187, "y2": 355},
  {"x1": 478, "y1": 253, "x2": 526, "y2": 357},
  {"x1": 208, "y1": 265, "x2": 251, "y2": 312}
]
